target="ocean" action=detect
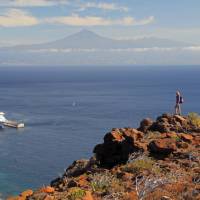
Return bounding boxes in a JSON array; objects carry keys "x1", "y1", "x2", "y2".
[{"x1": 0, "y1": 66, "x2": 199, "y2": 198}]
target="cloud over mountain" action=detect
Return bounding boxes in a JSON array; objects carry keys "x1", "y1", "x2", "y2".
[{"x1": 44, "y1": 15, "x2": 154, "y2": 26}]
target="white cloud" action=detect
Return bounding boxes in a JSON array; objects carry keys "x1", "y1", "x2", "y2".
[
  {"x1": 0, "y1": 9, "x2": 39, "y2": 27},
  {"x1": 119, "y1": 16, "x2": 155, "y2": 26},
  {"x1": 44, "y1": 15, "x2": 155, "y2": 26},
  {"x1": 28, "y1": 47, "x2": 178, "y2": 54},
  {"x1": 30, "y1": 46, "x2": 200, "y2": 53},
  {"x1": 0, "y1": 0, "x2": 69, "y2": 7},
  {"x1": 78, "y1": 2, "x2": 128, "y2": 12},
  {"x1": 0, "y1": 1, "x2": 128, "y2": 11},
  {"x1": 182, "y1": 46, "x2": 200, "y2": 51},
  {"x1": 29, "y1": 48, "x2": 98, "y2": 53}
]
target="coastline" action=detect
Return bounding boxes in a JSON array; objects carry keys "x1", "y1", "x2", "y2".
[{"x1": 7, "y1": 113, "x2": 200, "y2": 200}]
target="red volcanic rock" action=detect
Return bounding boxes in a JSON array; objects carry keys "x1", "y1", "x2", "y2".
[
  {"x1": 138, "y1": 118, "x2": 154, "y2": 132},
  {"x1": 180, "y1": 133, "x2": 193, "y2": 143},
  {"x1": 7, "y1": 190, "x2": 34, "y2": 200},
  {"x1": 104, "y1": 129, "x2": 125, "y2": 143},
  {"x1": 148, "y1": 138, "x2": 177, "y2": 154},
  {"x1": 148, "y1": 113, "x2": 197, "y2": 133},
  {"x1": 165, "y1": 132, "x2": 178, "y2": 138},
  {"x1": 76, "y1": 175, "x2": 89, "y2": 188},
  {"x1": 174, "y1": 115, "x2": 186, "y2": 124},
  {"x1": 20, "y1": 190, "x2": 33, "y2": 198},
  {"x1": 126, "y1": 191, "x2": 138, "y2": 200},
  {"x1": 7, "y1": 197, "x2": 25, "y2": 200},
  {"x1": 44, "y1": 195, "x2": 54, "y2": 200},
  {"x1": 41, "y1": 186, "x2": 55, "y2": 194},
  {"x1": 82, "y1": 191, "x2": 94, "y2": 200},
  {"x1": 93, "y1": 128, "x2": 145, "y2": 168},
  {"x1": 176, "y1": 141, "x2": 189, "y2": 149}
]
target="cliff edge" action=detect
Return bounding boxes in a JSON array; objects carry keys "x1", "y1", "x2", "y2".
[{"x1": 8, "y1": 113, "x2": 200, "y2": 200}]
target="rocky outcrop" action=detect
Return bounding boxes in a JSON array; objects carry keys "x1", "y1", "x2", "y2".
[
  {"x1": 148, "y1": 138, "x2": 177, "y2": 154},
  {"x1": 147, "y1": 113, "x2": 200, "y2": 133},
  {"x1": 138, "y1": 118, "x2": 154, "y2": 132},
  {"x1": 7, "y1": 113, "x2": 200, "y2": 200},
  {"x1": 93, "y1": 128, "x2": 145, "y2": 168}
]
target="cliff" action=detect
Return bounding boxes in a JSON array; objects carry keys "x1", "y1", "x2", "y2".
[{"x1": 8, "y1": 113, "x2": 200, "y2": 200}]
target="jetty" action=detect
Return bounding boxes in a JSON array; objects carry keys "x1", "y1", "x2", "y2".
[
  {"x1": 3, "y1": 120, "x2": 25, "y2": 128},
  {"x1": 0, "y1": 112, "x2": 24, "y2": 128}
]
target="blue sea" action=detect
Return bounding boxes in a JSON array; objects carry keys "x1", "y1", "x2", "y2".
[{"x1": 0, "y1": 66, "x2": 200, "y2": 198}]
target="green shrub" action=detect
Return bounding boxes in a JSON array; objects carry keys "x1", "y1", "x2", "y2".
[
  {"x1": 145, "y1": 131, "x2": 161, "y2": 140},
  {"x1": 171, "y1": 135, "x2": 181, "y2": 142},
  {"x1": 90, "y1": 172, "x2": 124, "y2": 194},
  {"x1": 67, "y1": 188, "x2": 86, "y2": 200},
  {"x1": 122, "y1": 156, "x2": 161, "y2": 174},
  {"x1": 188, "y1": 112, "x2": 200, "y2": 127}
]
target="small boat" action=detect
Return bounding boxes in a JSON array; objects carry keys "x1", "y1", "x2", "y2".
[{"x1": 3, "y1": 120, "x2": 25, "y2": 128}]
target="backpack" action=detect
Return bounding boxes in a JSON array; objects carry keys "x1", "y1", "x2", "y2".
[{"x1": 180, "y1": 96, "x2": 184, "y2": 104}]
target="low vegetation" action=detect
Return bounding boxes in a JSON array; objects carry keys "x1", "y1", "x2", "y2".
[
  {"x1": 89, "y1": 172, "x2": 124, "y2": 195},
  {"x1": 121, "y1": 154, "x2": 162, "y2": 175},
  {"x1": 67, "y1": 188, "x2": 86, "y2": 200},
  {"x1": 188, "y1": 112, "x2": 200, "y2": 127}
]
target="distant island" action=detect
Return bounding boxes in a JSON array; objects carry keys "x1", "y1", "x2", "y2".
[
  {"x1": 1, "y1": 30, "x2": 200, "y2": 66},
  {"x1": 8, "y1": 113, "x2": 200, "y2": 200}
]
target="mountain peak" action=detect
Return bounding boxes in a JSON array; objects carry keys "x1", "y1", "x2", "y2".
[
  {"x1": 69, "y1": 29, "x2": 101, "y2": 40},
  {"x1": 79, "y1": 29, "x2": 96, "y2": 35}
]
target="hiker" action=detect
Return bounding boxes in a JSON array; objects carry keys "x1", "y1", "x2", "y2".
[{"x1": 175, "y1": 91, "x2": 183, "y2": 115}]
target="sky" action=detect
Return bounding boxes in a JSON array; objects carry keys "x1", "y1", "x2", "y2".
[{"x1": 0, "y1": 0, "x2": 200, "y2": 45}]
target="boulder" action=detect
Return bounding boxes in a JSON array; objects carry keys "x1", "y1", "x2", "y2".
[
  {"x1": 93, "y1": 128, "x2": 144, "y2": 168},
  {"x1": 41, "y1": 186, "x2": 55, "y2": 194},
  {"x1": 150, "y1": 122, "x2": 171, "y2": 133},
  {"x1": 148, "y1": 138, "x2": 177, "y2": 154},
  {"x1": 82, "y1": 191, "x2": 94, "y2": 200},
  {"x1": 174, "y1": 115, "x2": 186, "y2": 124},
  {"x1": 148, "y1": 114, "x2": 195, "y2": 133},
  {"x1": 65, "y1": 159, "x2": 90, "y2": 177},
  {"x1": 20, "y1": 190, "x2": 33, "y2": 198},
  {"x1": 180, "y1": 133, "x2": 193, "y2": 143},
  {"x1": 138, "y1": 118, "x2": 154, "y2": 132}
]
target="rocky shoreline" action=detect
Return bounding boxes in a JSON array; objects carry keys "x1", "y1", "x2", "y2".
[{"x1": 8, "y1": 113, "x2": 200, "y2": 200}]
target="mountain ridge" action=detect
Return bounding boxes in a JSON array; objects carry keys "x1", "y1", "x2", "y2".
[
  {"x1": 0, "y1": 30, "x2": 199, "y2": 66},
  {"x1": 2, "y1": 29, "x2": 192, "y2": 50}
]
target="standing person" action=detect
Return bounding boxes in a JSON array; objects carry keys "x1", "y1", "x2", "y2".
[{"x1": 175, "y1": 91, "x2": 183, "y2": 115}]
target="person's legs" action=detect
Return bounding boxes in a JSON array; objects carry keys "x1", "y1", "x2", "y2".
[
  {"x1": 178, "y1": 104, "x2": 181, "y2": 115},
  {"x1": 175, "y1": 104, "x2": 181, "y2": 115},
  {"x1": 175, "y1": 104, "x2": 178, "y2": 115}
]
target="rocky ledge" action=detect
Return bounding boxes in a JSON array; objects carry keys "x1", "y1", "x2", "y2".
[{"x1": 8, "y1": 114, "x2": 200, "y2": 200}]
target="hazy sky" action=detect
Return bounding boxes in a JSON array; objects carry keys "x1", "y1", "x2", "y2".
[{"x1": 0, "y1": 0, "x2": 200, "y2": 45}]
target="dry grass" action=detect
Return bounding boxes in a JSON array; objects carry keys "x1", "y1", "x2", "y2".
[
  {"x1": 67, "y1": 187, "x2": 86, "y2": 200},
  {"x1": 188, "y1": 112, "x2": 200, "y2": 127},
  {"x1": 89, "y1": 172, "x2": 124, "y2": 195},
  {"x1": 121, "y1": 155, "x2": 161, "y2": 175}
]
